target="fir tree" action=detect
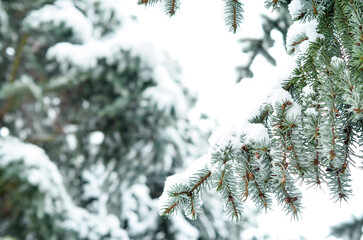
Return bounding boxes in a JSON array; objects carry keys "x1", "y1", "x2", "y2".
[
  {"x1": 145, "y1": 0, "x2": 363, "y2": 221},
  {"x1": 0, "y1": 0, "x2": 255, "y2": 239},
  {"x1": 330, "y1": 216, "x2": 363, "y2": 240}
]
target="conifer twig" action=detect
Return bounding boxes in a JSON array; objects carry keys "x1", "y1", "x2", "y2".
[
  {"x1": 227, "y1": 185, "x2": 239, "y2": 218},
  {"x1": 311, "y1": 0, "x2": 318, "y2": 15},
  {"x1": 225, "y1": 0, "x2": 243, "y2": 33},
  {"x1": 163, "y1": 201, "x2": 180, "y2": 215},
  {"x1": 291, "y1": 37, "x2": 309, "y2": 46},
  {"x1": 169, "y1": 0, "x2": 176, "y2": 16}
]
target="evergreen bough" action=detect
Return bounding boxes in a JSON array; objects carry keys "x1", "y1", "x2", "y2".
[{"x1": 148, "y1": 0, "x2": 363, "y2": 221}]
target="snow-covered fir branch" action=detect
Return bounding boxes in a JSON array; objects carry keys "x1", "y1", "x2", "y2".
[{"x1": 157, "y1": 0, "x2": 363, "y2": 221}]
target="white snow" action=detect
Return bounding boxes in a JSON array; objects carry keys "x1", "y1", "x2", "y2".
[
  {"x1": 330, "y1": 56, "x2": 345, "y2": 68},
  {"x1": 287, "y1": 19, "x2": 323, "y2": 56},
  {"x1": 122, "y1": 184, "x2": 158, "y2": 237},
  {"x1": 286, "y1": 102, "x2": 302, "y2": 119},
  {"x1": 158, "y1": 173, "x2": 188, "y2": 216},
  {"x1": 158, "y1": 153, "x2": 211, "y2": 217},
  {"x1": 245, "y1": 123, "x2": 269, "y2": 143},
  {"x1": 305, "y1": 107, "x2": 318, "y2": 116},
  {"x1": 89, "y1": 131, "x2": 104, "y2": 145},
  {"x1": 144, "y1": 66, "x2": 188, "y2": 118},
  {"x1": 24, "y1": 0, "x2": 93, "y2": 42},
  {"x1": 0, "y1": 127, "x2": 9, "y2": 137},
  {"x1": 82, "y1": 164, "x2": 108, "y2": 202},
  {"x1": 159, "y1": 154, "x2": 211, "y2": 200},
  {"x1": 268, "y1": 88, "x2": 293, "y2": 106},
  {"x1": 0, "y1": 137, "x2": 129, "y2": 239},
  {"x1": 172, "y1": 214, "x2": 199, "y2": 240},
  {"x1": 47, "y1": 41, "x2": 104, "y2": 70},
  {"x1": 302, "y1": 84, "x2": 314, "y2": 97},
  {"x1": 5, "y1": 47, "x2": 15, "y2": 56},
  {"x1": 208, "y1": 123, "x2": 245, "y2": 150},
  {"x1": 44, "y1": 4, "x2": 189, "y2": 119},
  {"x1": 304, "y1": 19, "x2": 324, "y2": 42},
  {"x1": 208, "y1": 121, "x2": 269, "y2": 151},
  {"x1": 184, "y1": 153, "x2": 212, "y2": 175},
  {"x1": 288, "y1": 0, "x2": 303, "y2": 19},
  {"x1": 266, "y1": 88, "x2": 301, "y2": 118},
  {"x1": 66, "y1": 134, "x2": 77, "y2": 150}
]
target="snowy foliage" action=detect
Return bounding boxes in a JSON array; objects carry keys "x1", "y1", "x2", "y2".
[
  {"x1": 24, "y1": 0, "x2": 93, "y2": 41},
  {"x1": 0, "y1": 137, "x2": 129, "y2": 239},
  {"x1": 157, "y1": 0, "x2": 363, "y2": 222},
  {"x1": 286, "y1": 19, "x2": 323, "y2": 56}
]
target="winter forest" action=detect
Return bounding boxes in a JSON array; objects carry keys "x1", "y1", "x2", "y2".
[{"x1": 0, "y1": 0, "x2": 362, "y2": 240}]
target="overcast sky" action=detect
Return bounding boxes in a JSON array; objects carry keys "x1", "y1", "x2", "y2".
[{"x1": 135, "y1": 0, "x2": 292, "y2": 125}]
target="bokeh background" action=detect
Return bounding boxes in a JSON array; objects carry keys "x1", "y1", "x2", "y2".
[{"x1": 0, "y1": 0, "x2": 362, "y2": 239}]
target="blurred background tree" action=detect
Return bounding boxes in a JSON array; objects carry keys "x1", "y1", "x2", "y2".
[
  {"x1": 0, "y1": 0, "x2": 257, "y2": 239},
  {"x1": 236, "y1": 1, "x2": 292, "y2": 82},
  {"x1": 330, "y1": 216, "x2": 363, "y2": 240}
]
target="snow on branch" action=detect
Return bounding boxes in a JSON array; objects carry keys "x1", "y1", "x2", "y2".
[
  {"x1": 159, "y1": 73, "x2": 360, "y2": 220},
  {"x1": 146, "y1": 0, "x2": 363, "y2": 222},
  {"x1": 286, "y1": 19, "x2": 323, "y2": 56},
  {"x1": 24, "y1": 0, "x2": 93, "y2": 42},
  {"x1": 0, "y1": 137, "x2": 129, "y2": 239},
  {"x1": 159, "y1": 154, "x2": 212, "y2": 220}
]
